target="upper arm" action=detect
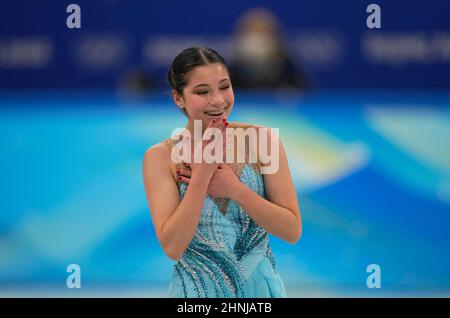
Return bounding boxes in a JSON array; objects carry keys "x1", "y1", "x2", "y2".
[
  {"x1": 257, "y1": 126, "x2": 301, "y2": 219},
  {"x1": 142, "y1": 144, "x2": 180, "y2": 246}
]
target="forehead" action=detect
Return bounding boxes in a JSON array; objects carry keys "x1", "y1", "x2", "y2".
[{"x1": 186, "y1": 63, "x2": 229, "y2": 86}]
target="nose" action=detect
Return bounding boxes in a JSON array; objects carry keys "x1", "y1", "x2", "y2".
[{"x1": 209, "y1": 93, "x2": 225, "y2": 108}]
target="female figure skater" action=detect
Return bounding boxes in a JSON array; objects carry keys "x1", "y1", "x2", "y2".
[{"x1": 142, "y1": 47, "x2": 301, "y2": 298}]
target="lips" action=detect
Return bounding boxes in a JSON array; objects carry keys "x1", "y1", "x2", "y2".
[
  {"x1": 205, "y1": 110, "x2": 225, "y2": 117},
  {"x1": 204, "y1": 106, "x2": 228, "y2": 117}
]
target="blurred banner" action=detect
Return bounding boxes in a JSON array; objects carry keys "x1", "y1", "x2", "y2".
[{"x1": 0, "y1": 0, "x2": 449, "y2": 89}]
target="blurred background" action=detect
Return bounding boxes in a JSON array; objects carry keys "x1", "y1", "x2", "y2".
[{"x1": 0, "y1": 0, "x2": 449, "y2": 297}]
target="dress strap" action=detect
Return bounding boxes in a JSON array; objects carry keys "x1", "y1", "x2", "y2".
[
  {"x1": 161, "y1": 134, "x2": 184, "y2": 150},
  {"x1": 160, "y1": 137, "x2": 175, "y2": 149}
]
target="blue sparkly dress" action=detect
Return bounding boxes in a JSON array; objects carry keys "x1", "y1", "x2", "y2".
[{"x1": 161, "y1": 128, "x2": 287, "y2": 298}]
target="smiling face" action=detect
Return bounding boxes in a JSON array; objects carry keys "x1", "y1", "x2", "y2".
[{"x1": 173, "y1": 63, "x2": 234, "y2": 130}]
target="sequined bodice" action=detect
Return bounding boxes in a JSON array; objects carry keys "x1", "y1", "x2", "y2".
[{"x1": 161, "y1": 125, "x2": 285, "y2": 298}]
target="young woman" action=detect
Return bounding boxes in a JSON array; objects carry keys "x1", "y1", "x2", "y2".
[{"x1": 142, "y1": 47, "x2": 301, "y2": 298}]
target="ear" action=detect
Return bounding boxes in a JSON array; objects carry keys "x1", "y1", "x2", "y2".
[{"x1": 172, "y1": 90, "x2": 184, "y2": 110}]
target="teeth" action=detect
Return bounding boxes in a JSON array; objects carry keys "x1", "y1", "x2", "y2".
[{"x1": 206, "y1": 110, "x2": 224, "y2": 115}]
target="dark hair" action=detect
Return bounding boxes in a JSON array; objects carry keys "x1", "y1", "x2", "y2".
[{"x1": 167, "y1": 46, "x2": 228, "y2": 95}]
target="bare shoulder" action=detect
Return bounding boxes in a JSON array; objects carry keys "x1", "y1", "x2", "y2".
[{"x1": 143, "y1": 142, "x2": 171, "y2": 170}]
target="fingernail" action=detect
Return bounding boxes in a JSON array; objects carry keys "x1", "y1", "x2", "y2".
[
  {"x1": 225, "y1": 122, "x2": 229, "y2": 126},
  {"x1": 212, "y1": 119, "x2": 216, "y2": 124},
  {"x1": 222, "y1": 118, "x2": 226, "y2": 123}
]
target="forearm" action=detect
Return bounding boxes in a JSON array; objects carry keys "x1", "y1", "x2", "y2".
[
  {"x1": 161, "y1": 174, "x2": 210, "y2": 260},
  {"x1": 231, "y1": 183, "x2": 301, "y2": 243}
]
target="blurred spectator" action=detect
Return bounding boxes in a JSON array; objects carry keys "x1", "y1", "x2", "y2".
[
  {"x1": 117, "y1": 67, "x2": 155, "y2": 98},
  {"x1": 230, "y1": 7, "x2": 310, "y2": 91}
]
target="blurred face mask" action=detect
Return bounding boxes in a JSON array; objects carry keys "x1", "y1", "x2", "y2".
[{"x1": 236, "y1": 33, "x2": 278, "y2": 63}]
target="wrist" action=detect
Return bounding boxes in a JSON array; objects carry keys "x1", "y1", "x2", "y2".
[
  {"x1": 229, "y1": 181, "x2": 247, "y2": 202},
  {"x1": 190, "y1": 171, "x2": 213, "y2": 186}
]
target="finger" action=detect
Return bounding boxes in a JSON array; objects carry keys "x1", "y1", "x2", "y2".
[
  {"x1": 221, "y1": 122, "x2": 228, "y2": 142},
  {"x1": 206, "y1": 117, "x2": 219, "y2": 130},
  {"x1": 209, "y1": 123, "x2": 225, "y2": 148},
  {"x1": 177, "y1": 168, "x2": 192, "y2": 177},
  {"x1": 203, "y1": 118, "x2": 220, "y2": 147},
  {"x1": 215, "y1": 117, "x2": 227, "y2": 142},
  {"x1": 221, "y1": 117, "x2": 230, "y2": 130},
  {"x1": 204, "y1": 121, "x2": 224, "y2": 149},
  {"x1": 216, "y1": 118, "x2": 224, "y2": 135},
  {"x1": 215, "y1": 117, "x2": 225, "y2": 134},
  {"x1": 221, "y1": 122, "x2": 232, "y2": 154},
  {"x1": 178, "y1": 175, "x2": 191, "y2": 183},
  {"x1": 216, "y1": 123, "x2": 229, "y2": 163},
  {"x1": 212, "y1": 115, "x2": 227, "y2": 131},
  {"x1": 178, "y1": 165, "x2": 191, "y2": 173}
]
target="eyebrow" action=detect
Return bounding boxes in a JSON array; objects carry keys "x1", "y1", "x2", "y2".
[{"x1": 193, "y1": 78, "x2": 230, "y2": 88}]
